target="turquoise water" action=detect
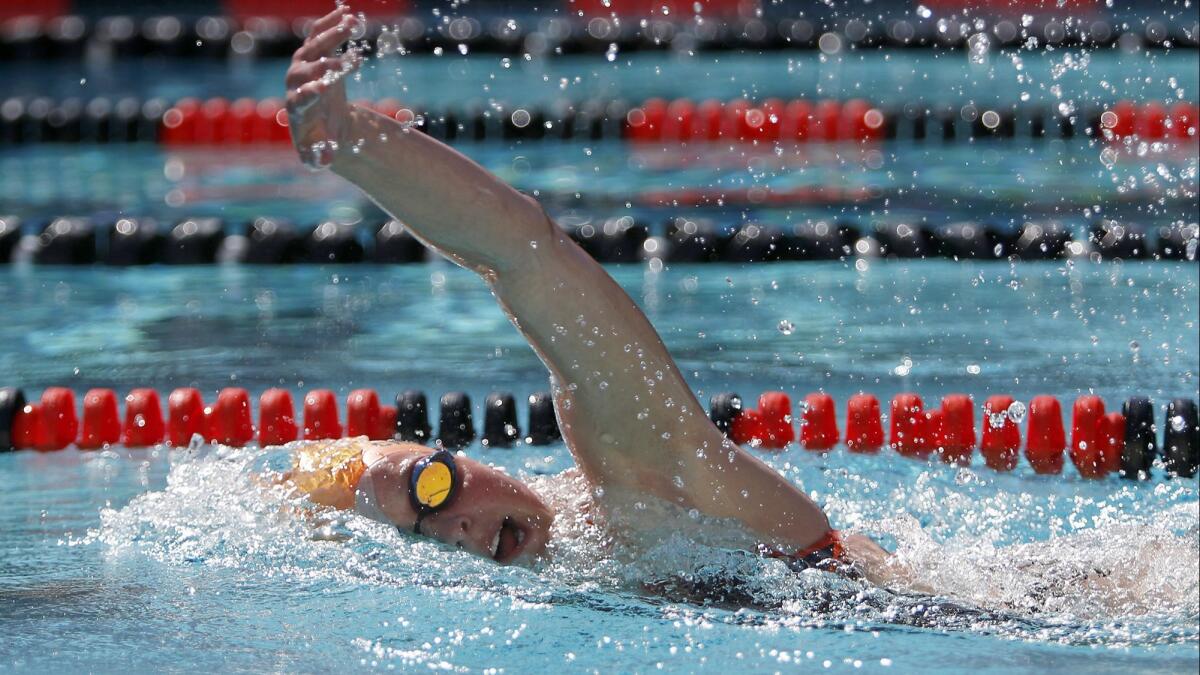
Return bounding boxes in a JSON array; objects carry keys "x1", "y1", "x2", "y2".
[
  {"x1": 2, "y1": 25, "x2": 1199, "y2": 672},
  {"x1": 5, "y1": 51, "x2": 1197, "y2": 107},
  {"x1": 2, "y1": 262, "x2": 1198, "y2": 672},
  {"x1": 2, "y1": 140, "x2": 1196, "y2": 228}
]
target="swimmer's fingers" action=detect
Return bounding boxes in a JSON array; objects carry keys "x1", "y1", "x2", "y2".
[
  {"x1": 304, "y1": 5, "x2": 351, "y2": 44},
  {"x1": 284, "y1": 52, "x2": 356, "y2": 93},
  {"x1": 296, "y1": 13, "x2": 358, "y2": 63},
  {"x1": 285, "y1": 50, "x2": 363, "y2": 151}
]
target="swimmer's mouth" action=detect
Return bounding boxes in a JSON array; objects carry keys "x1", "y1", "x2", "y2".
[{"x1": 491, "y1": 516, "x2": 527, "y2": 564}]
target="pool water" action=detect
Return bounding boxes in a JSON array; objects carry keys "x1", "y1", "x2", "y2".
[
  {"x1": 3, "y1": 139, "x2": 1197, "y2": 229},
  {"x1": 2, "y1": 51, "x2": 1198, "y2": 227},
  {"x1": 2, "y1": 262, "x2": 1198, "y2": 672},
  {"x1": 3, "y1": 9, "x2": 1199, "y2": 670}
]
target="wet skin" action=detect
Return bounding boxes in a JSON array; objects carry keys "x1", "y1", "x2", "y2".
[{"x1": 359, "y1": 443, "x2": 553, "y2": 565}]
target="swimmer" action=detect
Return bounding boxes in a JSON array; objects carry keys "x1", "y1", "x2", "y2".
[{"x1": 281, "y1": 6, "x2": 914, "y2": 588}]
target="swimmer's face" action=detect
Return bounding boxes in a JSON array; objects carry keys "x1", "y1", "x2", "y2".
[{"x1": 363, "y1": 444, "x2": 552, "y2": 565}]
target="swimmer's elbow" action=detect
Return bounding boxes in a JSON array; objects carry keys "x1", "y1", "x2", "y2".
[{"x1": 490, "y1": 199, "x2": 568, "y2": 277}]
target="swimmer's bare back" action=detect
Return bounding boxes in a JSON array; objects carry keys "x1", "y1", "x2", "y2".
[{"x1": 286, "y1": 6, "x2": 858, "y2": 560}]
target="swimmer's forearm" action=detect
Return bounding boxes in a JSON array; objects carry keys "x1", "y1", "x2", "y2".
[{"x1": 330, "y1": 106, "x2": 547, "y2": 274}]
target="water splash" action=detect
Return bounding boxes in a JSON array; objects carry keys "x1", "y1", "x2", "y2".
[{"x1": 86, "y1": 443, "x2": 1200, "y2": 649}]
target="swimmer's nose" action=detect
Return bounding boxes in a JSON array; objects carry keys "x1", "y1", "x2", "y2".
[{"x1": 428, "y1": 514, "x2": 476, "y2": 549}]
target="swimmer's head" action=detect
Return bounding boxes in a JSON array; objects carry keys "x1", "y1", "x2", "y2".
[{"x1": 363, "y1": 443, "x2": 552, "y2": 564}]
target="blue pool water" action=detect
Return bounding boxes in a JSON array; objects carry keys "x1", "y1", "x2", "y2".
[
  {"x1": 2, "y1": 139, "x2": 1197, "y2": 229},
  {"x1": 2, "y1": 262, "x2": 1198, "y2": 672},
  {"x1": 2, "y1": 13, "x2": 1199, "y2": 671}
]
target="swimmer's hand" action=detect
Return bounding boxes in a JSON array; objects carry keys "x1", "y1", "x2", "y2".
[
  {"x1": 841, "y1": 533, "x2": 935, "y2": 595},
  {"x1": 285, "y1": 5, "x2": 363, "y2": 169}
]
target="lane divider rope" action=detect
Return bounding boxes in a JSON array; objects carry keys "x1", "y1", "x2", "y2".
[
  {"x1": 1, "y1": 97, "x2": 1195, "y2": 146},
  {"x1": 2, "y1": 215, "x2": 1197, "y2": 265},
  {"x1": 1, "y1": 386, "x2": 1195, "y2": 480},
  {"x1": 1, "y1": 13, "x2": 1193, "y2": 61}
]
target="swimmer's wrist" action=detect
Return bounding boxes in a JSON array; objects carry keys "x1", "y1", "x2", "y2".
[{"x1": 328, "y1": 106, "x2": 371, "y2": 173}]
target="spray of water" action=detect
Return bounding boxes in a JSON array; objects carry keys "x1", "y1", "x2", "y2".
[{"x1": 86, "y1": 442, "x2": 1198, "y2": 647}]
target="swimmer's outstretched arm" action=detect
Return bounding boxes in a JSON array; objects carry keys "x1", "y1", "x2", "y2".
[{"x1": 287, "y1": 6, "x2": 831, "y2": 553}]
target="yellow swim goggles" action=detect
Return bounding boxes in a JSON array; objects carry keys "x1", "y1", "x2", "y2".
[{"x1": 407, "y1": 449, "x2": 460, "y2": 534}]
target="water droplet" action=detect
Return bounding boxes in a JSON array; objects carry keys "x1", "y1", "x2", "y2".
[
  {"x1": 778, "y1": 320, "x2": 795, "y2": 335},
  {"x1": 967, "y1": 33, "x2": 990, "y2": 65},
  {"x1": 1007, "y1": 401, "x2": 1027, "y2": 424},
  {"x1": 377, "y1": 29, "x2": 400, "y2": 56},
  {"x1": 303, "y1": 140, "x2": 334, "y2": 171},
  {"x1": 349, "y1": 12, "x2": 367, "y2": 40}
]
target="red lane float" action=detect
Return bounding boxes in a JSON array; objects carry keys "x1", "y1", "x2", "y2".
[
  {"x1": 378, "y1": 405, "x2": 398, "y2": 441},
  {"x1": 152, "y1": 97, "x2": 1194, "y2": 147},
  {"x1": 695, "y1": 99, "x2": 723, "y2": 141},
  {"x1": 223, "y1": 0, "x2": 409, "y2": 22},
  {"x1": 573, "y1": 0, "x2": 743, "y2": 19},
  {"x1": 0, "y1": 0, "x2": 71, "y2": 20},
  {"x1": 926, "y1": 406, "x2": 945, "y2": 455},
  {"x1": 784, "y1": 100, "x2": 812, "y2": 141},
  {"x1": 259, "y1": 388, "x2": 299, "y2": 446},
  {"x1": 730, "y1": 392, "x2": 793, "y2": 449},
  {"x1": 211, "y1": 388, "x2": 254, "y2": 447},
  {"x1": 729, "y1": 407, "x2": 765, "y2": 447},
  {"x1": 842, "y1": 98, "x2": 886, "y2": 141},
  {"x1": 663, "y1": 98, "x2": 695, "y2": 141},
  {"x1": 1105, "y1": 100, "x2": 1137, "y2": 139},
  {"x1": 162, "y1": 97, "x2": 292, "y2": 147},
  {"x1": 889, "y1": 393, "x2": 930, "y2": 457},
  {"x1": 1025, "y1": 395, "x2": 1066, "y2": 474},
  {"x1": 347, "y1": 389, "x2": 384, "y2": 440},
  {"x1": 938, "y1": 394, "x2": 975, "y2": 465},
  {"x1": 1137, "y1": 102, "x2": 1167, "y2": 139},
  {"x1": 624, "y1": 98, "x2": 884, "y2": 144},
  {"x1": 160, "y1": 98, "x2": 200, "y2": 146},
  {"x1": 813, "y1": 100, "x2": 840, "y2": 142},
  {"x1": 1171, "y1": 102, "x2": 1198, "y2": 139},
  {"x1": 1069, "y1": 395, "x2": 1108, "y2": 478},
  {"x1": 168, "y1": 388, "x2": 206, "y2": 446},
  {"x1": 40, "y1": 387, "x2": 79, "y2": 451},
  {"x1": 626, "y1": 98, "x2": 667, "y2": 143},
  {"x1": 980, "y1": 395, "x2": 1021, "y2": 471},
  {"x1": 1103, "y1": 100, "x2": 1199, "y2": 143},
  {"x1": 800, "y1": 392, "x2": 839, "y2": 451},
  {"x1": 1098, "y1": 412, "x2": 1125, "y2": 473},
  {"x1": 303, "y1": 389, "x2": 342, "y2": 440},
  {"x1": 123, "y1": 388, "x2": 166, "y2": 447},
  {"x1": 12, "y1": 403, "x2": 47, "y2": 451},
  {"x1": 80, "y1": 388, "x2": 121, "y2": 449},
  {"x1": 757, "y1": 392, "x2": 795, "y2": 449},
  {"x1": 845, "y1": 393, "x2": 884, "y2": 453}
]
